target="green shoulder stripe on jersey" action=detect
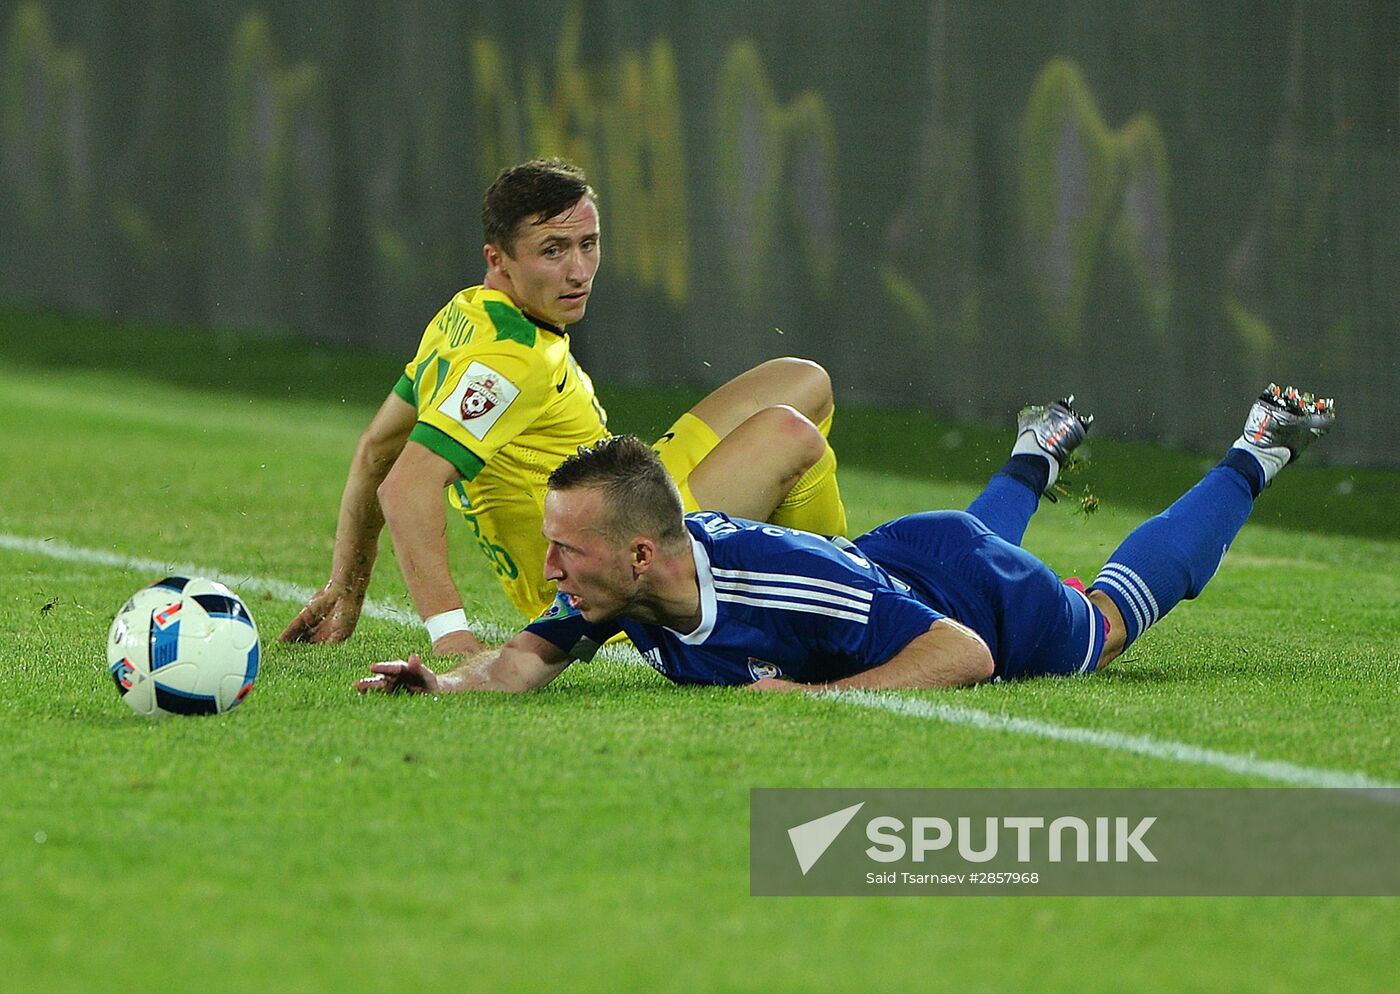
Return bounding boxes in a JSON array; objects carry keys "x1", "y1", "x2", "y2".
[
  {"x1": 409, "y1": 423, "x2": 486, "y2": 481},
  {"x1": 393, "y1": 373, "x2": 415, "y2": 404},
  {"x1": 484, "y1": 299, "x2": 538, "y2": 348}
]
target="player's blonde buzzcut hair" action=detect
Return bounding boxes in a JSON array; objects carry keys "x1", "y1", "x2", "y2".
[{"x1": 547, "y1": 436, "x2": 687, "y2": 550}]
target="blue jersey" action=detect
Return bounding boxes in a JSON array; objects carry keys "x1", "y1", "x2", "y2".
[
  {"x1": 526, "y1": 512, "x2": 946, "y2": 685},
  {"x1": 525, "y1": 510, "x2": 1106, "y2": 685}
]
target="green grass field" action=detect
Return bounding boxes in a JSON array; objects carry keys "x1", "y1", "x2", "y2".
[{"x1": 2, "y1": 308, "x2": 1397, "y2": 992}]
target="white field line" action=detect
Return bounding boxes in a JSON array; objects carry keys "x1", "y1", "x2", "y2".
[
  {"x1": 829, "y1": 691, "x2": 1400, "y2": 791},
  {"x1": 0, "y1": 533, "x2": 540, "y2": 645},
  {"x1": 6, "y1": 531, "x2": 1396, "y2": 791},
  {"x1": 0, "y1": 532, "x2": 425, "y2": 627}
]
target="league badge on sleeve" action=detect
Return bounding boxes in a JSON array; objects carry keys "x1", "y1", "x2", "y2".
[
  {"x1": 748, "y1": 658, "x2": 785, "y2": 681},
  {"x1": 439, "y1": 361, "x2": 521, "y2": 440},
  {"x1": 461, "y1": 380, "x2": 497, "y2": 419}
]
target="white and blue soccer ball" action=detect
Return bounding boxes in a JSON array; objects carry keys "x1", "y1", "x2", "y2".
[{"x1": 107, "y1": 576, "x2": 260, "y2": 717}]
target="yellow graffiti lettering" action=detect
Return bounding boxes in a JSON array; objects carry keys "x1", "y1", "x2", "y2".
[
  {"x1": 1020, "y1": 58, "x2": 1170, "y2": 344},
  {"x1": 1, "y1": 2, "x2": 90, "y2": 225},
  {"x1": 714, "y1": 39, "x2": 838, "y2": 303},
  {"x1": 469, "y1": 8, "x2": 690, "y2": 304},
  {"x1": 228, "y1": 12, "x2": 330, "y2": 255}
]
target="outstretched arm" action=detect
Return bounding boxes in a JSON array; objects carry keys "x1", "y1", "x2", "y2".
[
  {"x1": 749, "y1": 619, "x2": 994, "y2": 692},
  {"x1": 355, "y1": 632, "x2": 571, "y2": 694},
  {"x1": 280, "y1": 392, "x2": 416, "y2": 644}
]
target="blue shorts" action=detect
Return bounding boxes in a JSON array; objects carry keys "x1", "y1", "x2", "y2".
[{"x1": 854, "y1": 511, "x2": 1108, "y2": 680}]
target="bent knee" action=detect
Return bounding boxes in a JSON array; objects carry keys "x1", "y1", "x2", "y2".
[
  {"x1": 745, "y1": 405, "x2": 827, "y2": 473},
  {"x1": 759, "y1": 357, "x2": 833, "y2": 423}
]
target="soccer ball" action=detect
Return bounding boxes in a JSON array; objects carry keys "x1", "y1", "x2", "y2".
[{"x1": 107, "y1": 576, "x2": 260, "y2": 717}]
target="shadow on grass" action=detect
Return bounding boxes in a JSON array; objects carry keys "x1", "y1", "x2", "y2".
[{"x1": 4, "y1": 303, "x2": 1396, "y2": 541}]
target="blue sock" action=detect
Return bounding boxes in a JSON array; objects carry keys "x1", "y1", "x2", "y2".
[
  {"x1": 965, "y1": 455, "x2": 1047, "y2": 546},
  {"x1": 1088, "y1": 454, "x2": 1260, "y2": 650}
]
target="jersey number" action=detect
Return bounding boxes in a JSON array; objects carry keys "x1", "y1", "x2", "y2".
[{"x1": 452, "y1": 488, "x2": 519, "y2": 580}]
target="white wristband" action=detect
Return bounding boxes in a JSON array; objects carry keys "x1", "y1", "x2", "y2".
[{"x1": 424, "y1": 608, "x2": 469, "y2": 642}]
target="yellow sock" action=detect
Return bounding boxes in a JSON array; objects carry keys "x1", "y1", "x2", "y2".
[{"x1": 769, "y1": 439, "x2": 847, "y2": 536}]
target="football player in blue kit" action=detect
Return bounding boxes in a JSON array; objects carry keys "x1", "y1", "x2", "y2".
[{"x1": 355, "y1": 385, "x2": 1335, "y2": 695}]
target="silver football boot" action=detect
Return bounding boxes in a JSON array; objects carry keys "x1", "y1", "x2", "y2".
[
  {"x1": 1016, "y1": 396, "x2": 1094, "y2": 501},
  {"x1": 1242, "y1": 383, "x2": 1336, "y2": 461},
  {"x1": 1017, "y1": 396, "x2": 1093, "y2": 463}
]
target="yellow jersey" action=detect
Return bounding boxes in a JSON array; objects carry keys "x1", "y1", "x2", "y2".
[{"x1": 393, "y1": 286, "x2": 609, "y2": 617}]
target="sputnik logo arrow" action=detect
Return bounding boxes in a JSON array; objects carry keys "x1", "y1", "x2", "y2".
[{"x1": 787, "y1": 802, "x2": 865, "y2": 875}]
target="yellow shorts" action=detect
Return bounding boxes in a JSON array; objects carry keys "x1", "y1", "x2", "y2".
[{"x1": 652, "y1": 411, "x2": 721, "y2": 513}]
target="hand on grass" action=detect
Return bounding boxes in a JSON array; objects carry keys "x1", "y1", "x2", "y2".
[
  {"x1": 280, "y1": 582, "x2": 365, "y2": 644},
  {"x1": 355, "y1": 654, "x2": 440, "y2": 694}
]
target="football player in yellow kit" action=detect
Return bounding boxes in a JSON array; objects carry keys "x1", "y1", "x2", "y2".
[{"x1": 281, "y1": 158, "x2": 846, "y2": 656}]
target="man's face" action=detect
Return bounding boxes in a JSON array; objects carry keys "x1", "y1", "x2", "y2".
[
  {"x1": 488, "y1": 197, "x2": 600, "y2": 328},
  {"x1": 542, "y1": 486, "x2": 636, "y2": 622}
]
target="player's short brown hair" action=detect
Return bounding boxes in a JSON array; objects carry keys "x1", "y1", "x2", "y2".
[
  {"x1": 482, "y1": 158, "x2": 597, "y2": 254},
  {"x1": 548, "y1": 436, "x2": 687, "y2": 549}
]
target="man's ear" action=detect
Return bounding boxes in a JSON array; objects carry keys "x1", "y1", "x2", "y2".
[
  {"x1": 484, "y1": 242, "x2": 509, "y2": 276},
  {"x1": 631, "y1": 538, "x2": 658, "y2": 577}
]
